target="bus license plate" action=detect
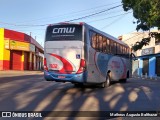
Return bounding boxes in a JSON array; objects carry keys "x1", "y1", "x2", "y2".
[{"x1": 58, "y1": 76, "x2": 65, "y2": 79}]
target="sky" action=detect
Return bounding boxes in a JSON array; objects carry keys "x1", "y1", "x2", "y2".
[{"x1": 0, "y1": 0, "x2": 137, "y2": 47}]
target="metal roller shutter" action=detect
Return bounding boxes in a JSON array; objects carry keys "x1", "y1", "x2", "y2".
[
  {"x1": 10, "y1": 50, "x2": 22, "y2": 70},
  {"x1": 142, "y1": 58, "x2": 149, "y2": 75}
]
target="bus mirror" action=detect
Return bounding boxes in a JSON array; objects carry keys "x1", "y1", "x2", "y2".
[{"x1": 130, "y1": 53, "x2": 137, "y2": 61}]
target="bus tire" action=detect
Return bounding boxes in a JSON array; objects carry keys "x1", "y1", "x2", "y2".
[
  {"x1": 120, "y1": 71, "x2": 129, "y2": 83},
  {"x1": 101, "y1": 74, "x2": 111, "y2": 88},
  {"x1": 120, "y1": 79, "x2": 127, "y2": 83},
  {"x1": 74, "y1": 83, "x2": 83, "y2": 87}
]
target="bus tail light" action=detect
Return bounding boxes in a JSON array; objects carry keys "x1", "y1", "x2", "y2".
[
  {"x1": 44, "y1": 58, "x2": 48, "y2": 71},
  {"x1": 76, "y1": 59, "x2": 86, "y2": 74}
]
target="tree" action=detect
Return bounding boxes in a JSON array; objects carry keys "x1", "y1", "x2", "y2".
[{"x1": 122, "y1": 0, "x2": 160, "y2": 51}]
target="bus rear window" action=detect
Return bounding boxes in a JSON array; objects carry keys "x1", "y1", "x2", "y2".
[{"x1": 45, "y1": 24, "x2": 82, "y2": 41}]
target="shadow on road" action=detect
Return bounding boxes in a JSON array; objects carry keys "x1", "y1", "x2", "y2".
[{"x1": 0, "y1": 75, "x2": 160, "y2": 120}]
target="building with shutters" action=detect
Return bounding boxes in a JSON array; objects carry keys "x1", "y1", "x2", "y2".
[
  {"x1": 0, "y1": 28, "x2": 44, "y2": 71},
  {"x1": 120, "y1": 30, "x2": 160, "y2": 78}
]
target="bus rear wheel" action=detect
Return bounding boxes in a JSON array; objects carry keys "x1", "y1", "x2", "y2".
[
  {"x1": 119, "y1": 71, "x2": 129, "y2": 83},
  {"x1": 101, "y1": 75, "x2": 111, "y2": 88},
  {"x1": 120, "y1": 79, "x2": 127, "y2": 83},
  {"x1": 73, "y1": 83, "x2": 83, "y2": 87}
]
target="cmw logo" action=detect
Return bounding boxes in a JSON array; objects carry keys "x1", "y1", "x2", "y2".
[{"x1": 52, "y1": 27, "x2": 75, "y2": 34}]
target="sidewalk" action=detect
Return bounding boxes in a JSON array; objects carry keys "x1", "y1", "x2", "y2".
[
  {"x1": 131, "y1": 76, "x2": 160, "y2": 82},
  {"x1": 0, "y1": 70, "x2": 43, "y2": 75}
]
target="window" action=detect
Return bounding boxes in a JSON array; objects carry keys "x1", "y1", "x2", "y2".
[
  {"x1": 106, "y1": 39, "x2": 110, "y2": 53},
  {"x1": 113, "y1": 42, "x2": 117, "y2": 54},
  {"x1": 102, "y1": 37, "x2": 107, "y2": 53},
  {"x1": 127, "y1": 47, "x2": 129, "y2": 54},
  {"x1": 91, "y1": 32, "x2": 97, "y2": 49},
  {"x1": 122, "y1": 46, "x2": 124, "y2": 54},
  {"x1": 90, "y1": 31, "x2": 111, "y2": 53},
  {"x1": 98, "y1": 35, "x2": 103, "y2": 52},
  {"x1": 117, "y1": 44, "x2": 120, "y2": 55},
  {"x1": 110, "y1": 40, "x2": 114, "y2": 54},
  {"x1": 90, "y1": 30, "x2": 129, "y2": 56},
  {"x1": 120, "y1": 46, "x2": 122, "y2": 54}
]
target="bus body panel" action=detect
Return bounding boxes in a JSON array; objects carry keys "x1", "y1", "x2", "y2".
[
  {"x1": 85, "y1": 24, "x2": 131, "y2": 83},
  {"x1": 45, "y1": 41, "x2": 83, "y2": 73},
  {"x1": 44, "y1": 24, "x2": 86, "y2": 83},
  {"x1": 87, "y1": 49, "x2": 130, "y2": 83}
]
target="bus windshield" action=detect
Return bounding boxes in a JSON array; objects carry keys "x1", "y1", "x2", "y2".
[{"x1": 45, "y1": 24, "x2": 82, "y2": 41}]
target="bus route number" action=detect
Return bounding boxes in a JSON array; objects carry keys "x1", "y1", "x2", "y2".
[{"x1": 49, "y1": 64, "x2": 58, "y2": 68}]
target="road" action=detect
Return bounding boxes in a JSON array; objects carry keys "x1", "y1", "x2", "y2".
[{"x1": 0, "y1": 71, "x2": 160, "y2": 120}]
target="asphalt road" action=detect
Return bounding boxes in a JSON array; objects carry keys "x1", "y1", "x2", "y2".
[{"x1": 0, "y1": 71, "x2": 160, "y2": 120}]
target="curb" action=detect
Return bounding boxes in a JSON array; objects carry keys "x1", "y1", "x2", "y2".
[
  {"x1": 131, "y1": 77, "x2": 160, "y2": 82},
  {"x1": 0, "y1": 70, "x2": 43, "y2": 75}
]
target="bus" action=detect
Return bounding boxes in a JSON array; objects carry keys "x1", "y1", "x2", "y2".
[{"x1": 44, "y1": 22, "x2": 131, "y2": 87}]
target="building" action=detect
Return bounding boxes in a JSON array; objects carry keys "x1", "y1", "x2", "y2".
[
  {"x1": 120, "y1": 30, "x2": 160, "y2": 78},
  {"x1": 0, "y1": 28, "x2": 44, "y2": 71}
]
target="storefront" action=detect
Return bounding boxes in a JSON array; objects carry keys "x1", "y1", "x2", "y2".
[
  {"x1": 120, "y1": 31, "x2": 160, "y2": 78},
  {"x1": 137, "y1": 47, "x2": 160, "y2": 77},
  {"x1": 0, "y1": 28, "x2": 43, "y2": 71}
]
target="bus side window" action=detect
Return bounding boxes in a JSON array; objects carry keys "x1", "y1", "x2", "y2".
[
  {"x1": 91, "y1": 33, "x2": 97, "y2": 49},
  {"x1": 98, "y1": 35, "x2": 103, "y2": 52},
  {"x1": 127, "y1": 48, "x2": 129, "y2": 54},
  {"x1": 124, "y1": 47, "x2": 127, "y2": 56},
  {"x1": 96, "y1": 34, "x2": 99, "y2": 51},
  {"x1": 106, "y1": 39, "x2": 110, "y2": 53},
  {"x1": 102, "y1": 37, "x2": 107, "y2": 53},
  {"x1": 113, "y1": 42, "x2": 117, "y2": 54},
  {"x1": 117, "y1": 43, "x2": 120, "y2": 55},
  {"x1": 123, "y1": 46, "x2": 125, "y2": 55},
  {"x1": 110, "y1": 40, "x2": 114, "y2": 54},
  {"x1": 120, "y1": 45, "x2": 123, "y2": 55},
  {"x1": 122, "y1": 46, "x2": 124, "y2": 55}
]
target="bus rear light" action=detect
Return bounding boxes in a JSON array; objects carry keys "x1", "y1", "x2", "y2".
[
  {"x1": 44, "y1": 58, "x2": 48, "y2": 71},
  {"x1": 76, "y1": 59, "x2": 86, "y2": 74},
  {"x1": 80, "y1": 59, "x2": 86, "y2": 67}
]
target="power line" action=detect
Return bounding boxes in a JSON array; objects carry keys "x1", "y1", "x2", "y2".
[
  {"x1": 88, "y1": 11, "x2": 132, "y2": 23},
  {"x1": 12, "y1": 12, "x2": 129, "y2": 32},
  {"x1": 9, "y1": 11, "x2": 129, "y2": 31},
  {"x1": 0, "y1": 21, "x2": 46, "y2": 27},
  {"x1": 123, "y1": 32, "x2": 144, "y2": 42},
  {"x1": 18, "y1": 1, "x2": 121, "y2": 24},
  {"x1": 8, "y1": 10, "x2": 125, "y2": 29},
  {"x1": 65, "y1": 5, "x2": 122, "y2": 22},
  {"x1": 101, "y1": 15, "x2": 126, "y2": 29},
  {"x1": 0, "y1": 4, "x2": 122, "y2": 27}
]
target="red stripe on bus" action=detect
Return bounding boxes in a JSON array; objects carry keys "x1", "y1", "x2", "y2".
[{"x1": 49, "y1": 54, "x2": 73, "y2": 74}]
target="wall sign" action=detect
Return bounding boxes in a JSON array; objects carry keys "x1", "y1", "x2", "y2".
[
  {"x1": 10, "y1": 40, "x2": 29, "y2": 51},
  {"x1": 141, "y1": 47, "x2": 155, "y2": 55},
  {"x1": 30, "y1": 44, "x2": 35, "y2": 52},
  {"x1": 4, "y1": 39, "x2": 10, "y2": 49}
]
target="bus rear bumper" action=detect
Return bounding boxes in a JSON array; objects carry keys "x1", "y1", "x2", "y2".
[{"x1": 44, "y1": 71, "x2": 86, "y2": 83}]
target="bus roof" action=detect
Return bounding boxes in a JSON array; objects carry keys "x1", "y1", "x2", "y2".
[{"x1": 47, "y1": 22, "x2": 129, "y2": 47}]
